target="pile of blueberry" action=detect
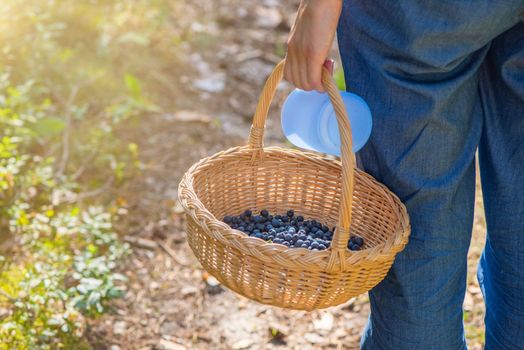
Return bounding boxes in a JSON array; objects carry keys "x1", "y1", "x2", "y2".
[{"x1": 223, "y1": 209, "x2": 365, "y2": 251}]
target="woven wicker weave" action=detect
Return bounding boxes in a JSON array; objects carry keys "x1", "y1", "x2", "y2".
[{"x1": 178, "y1": 60, "x2": 410, "y2": 310}]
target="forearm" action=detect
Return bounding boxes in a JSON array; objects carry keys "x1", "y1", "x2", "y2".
[{"x1": 284, "y1": 0, "x2": 342, "y2": 91}]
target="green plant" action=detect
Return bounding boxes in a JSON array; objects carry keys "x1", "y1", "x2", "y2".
[{"x1": 0, "y1": 0, "x2": 197, "y2": 347}]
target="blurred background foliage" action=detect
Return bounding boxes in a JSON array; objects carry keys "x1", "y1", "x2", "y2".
[{"x1": 0, "y1": 0, "x2": 187, "y2": 348}]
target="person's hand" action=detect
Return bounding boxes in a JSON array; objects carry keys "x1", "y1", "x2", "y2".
[{"x1": 284, "y1": 0, "x2": 342, "y2": 92}]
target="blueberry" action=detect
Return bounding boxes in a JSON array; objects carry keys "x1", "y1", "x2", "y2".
[
  {"x1": 297, "y1": 229, "x2": 306, "y2": 235},
  {"x1": 284, "y1": 233, "x2": 293, "y2": 241},
  {"x1": 255, "y1": 232, "x2": 263, "y2": 239},
  {"x1": 268, "y1": 235, "x2": 274, "y2": 241},
  {"x1": 255, "y1": 223, "x2": 265, "y2": 230},
  {"x1": 287, "y1": 210, "x2": 294, "y2": 218},
  {"x1": 292, "y1": 234, "x2": 299, "y2": 242},
  {"x1": 282, "y1": 241, "x2": 290, "y2": 247},
  {"x1": 297, "y1": 215, "x2": 304, "y2": 222},
  {"x1": 261, "y1": 209, "x2": 269, "y2": 217},
  {"x1": 231, "y1": 224, "x2": 238, "y2": 229},
  {"x1": 353, "y1": 236, "x2": 364, "y2": 247},
  {"x1": 282, "y1": 216, "x2": 289, "y2": 223},
  {"x1": 290, "y1": 220, "x2": 297, "y2": 226},
  {"x1": 244, "y1": 210, "x2": 252, "y2": 217},
  {"x1": 253, "y1": 215, "x2": 263, "y2": 223},
  {"x1": 319, "y1": 244, "x2": 327, "y2": 250},
  {"x1": 271, "y1": 219, "x2": 280, "y2": 228},
  {"x1": 276, "y1": 232, "x2": 284, "y2": 239},
  {"x1": 311, "y1": 241, "x2": 319, "y2": 249},
  {"x1": 267, "y1": 215, "x2": 273, "y2": 221},
  {"x1": 288, "y1": 226, "x2": 296, "y2": 233},
  {"x1": 268, "y1": 229, "x2": 276, "y2": 235},
  {"x1": 273, "y1": 238, "x2": 282, "y2": 244},
  {"x1": 311, "y1": 227, "x2": 318, "y2": 233},
  {"x1": 349, "y1": 244, "x2": 360, "y2": 251},
  {"x1": 237, "y1": 226, "x2": 245, "y2": 232},
  {"x1": 296, "y1": 239, "x2": 304, "y2": 246},
  {"x1": 322, "y1": 225, "x2": 329, "y2": 233},
  {"x1": 300, "y1": 244, "x2": 308, "y2": 248},
  {"x1": 275, "y1": 215, "x2": 282, "y2": 220}
]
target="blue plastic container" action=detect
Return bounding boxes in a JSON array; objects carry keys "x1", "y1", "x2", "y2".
[{"x1": 281, "y1": 89, "x2": 372, "y2": 156}]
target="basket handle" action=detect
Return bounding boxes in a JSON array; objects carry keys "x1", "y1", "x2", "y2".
[{"x1": 248, "y1": 59, "x2": 356, "y2": 272}]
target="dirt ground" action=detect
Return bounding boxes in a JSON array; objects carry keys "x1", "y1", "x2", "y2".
[{"x1": 86, "y1": 1, "x2": 487, "y2": 349}]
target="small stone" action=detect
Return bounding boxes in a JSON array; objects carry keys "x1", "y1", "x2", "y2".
[
  {"x1": 205, "y1": 276, "x2": 223, "y2": 295},
  {"x1": 181, "y1": 286, "x2": 198, "y2": 297},
  {"x1": 468, "y1": 284, "x2": 481, "y2": 295},
  {"x1": 157, "y1": 339, "x2": 187, "y2": 350},
  {"x1": 304, "y1": 332, "x2": 325, "y2": 344},
  {"x1": 463, "y1": 292, "x2": 474, "y2": 311},
  {"x1": 113, "y1": 321, "x2": 127, "y2": 335},
  {"x1": 255, "y1": 6, "x2": 283, "y2": 28},
  {"x1": 193, "y1": 72, "x2": 226, "y2": 93},
  {"x1": 313, "y1": 312, "x2": 334, "y2": 332},
  {"x1": 231, "y1": 339, "x2": 254, "y2": 350}
]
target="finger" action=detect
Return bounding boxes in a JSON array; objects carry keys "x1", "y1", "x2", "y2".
[
  {"x1": 283, "y1": 55, "x2": 294, "y2": 84},
  {"x1": 307, "y1": 58, "x2": 324, "y2": 92},
  {"x1": 294, "y1": 53, "x2": 312, "y2": 91},
  {"x1": 284, "y1": 53, "x2": 300, "y2": 89}
]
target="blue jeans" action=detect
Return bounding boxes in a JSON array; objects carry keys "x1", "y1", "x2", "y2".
[{"x1": 338, "y1": 1, "x2": 524, "y2": 349}]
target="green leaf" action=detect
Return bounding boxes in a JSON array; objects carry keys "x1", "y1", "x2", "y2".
[
  {"x1": 334, "y1": 68, "x2": 346, "y2": 91},
  {"x1": 87, "y1": 291, "x2": 101, "y2": 306},
  {"x1": 29, "y1": 117, "x2": 65, "y2": 138},
  {"x1": 124, "y1": 74, "x2": 142, "y2": 100}
]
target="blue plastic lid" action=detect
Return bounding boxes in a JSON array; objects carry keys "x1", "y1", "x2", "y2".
[{"x1": 281, "y1": 89, "x2": 372, "y2": 156}]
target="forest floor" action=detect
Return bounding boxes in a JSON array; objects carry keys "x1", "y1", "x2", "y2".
[{"x1": 86, "y1": 1, "x2": 487, "y2": 349}]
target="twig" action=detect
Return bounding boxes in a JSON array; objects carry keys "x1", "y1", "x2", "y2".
[
  {"x1": 56, "y1": 75, "x2": 99, "y2": 178},
  {"x1": 71, "y1": 149, "x2": 99, "y2": 180},
  {"x1": 57, "y1": 85, "x2": 80, "y2": 177},
  {"x1": 124, "y1": 236, "x2": 158, "y2": 250},
  {"x1": 157, "y1": 240, "x2": 190, "y2": 267},
  {"x1": 65, "y1": 177, "x2": 114, "y2": 203}
]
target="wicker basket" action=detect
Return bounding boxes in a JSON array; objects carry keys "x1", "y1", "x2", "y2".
[{"x1": 178, "y1": 60, "x2": 410, "y2": 310}]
